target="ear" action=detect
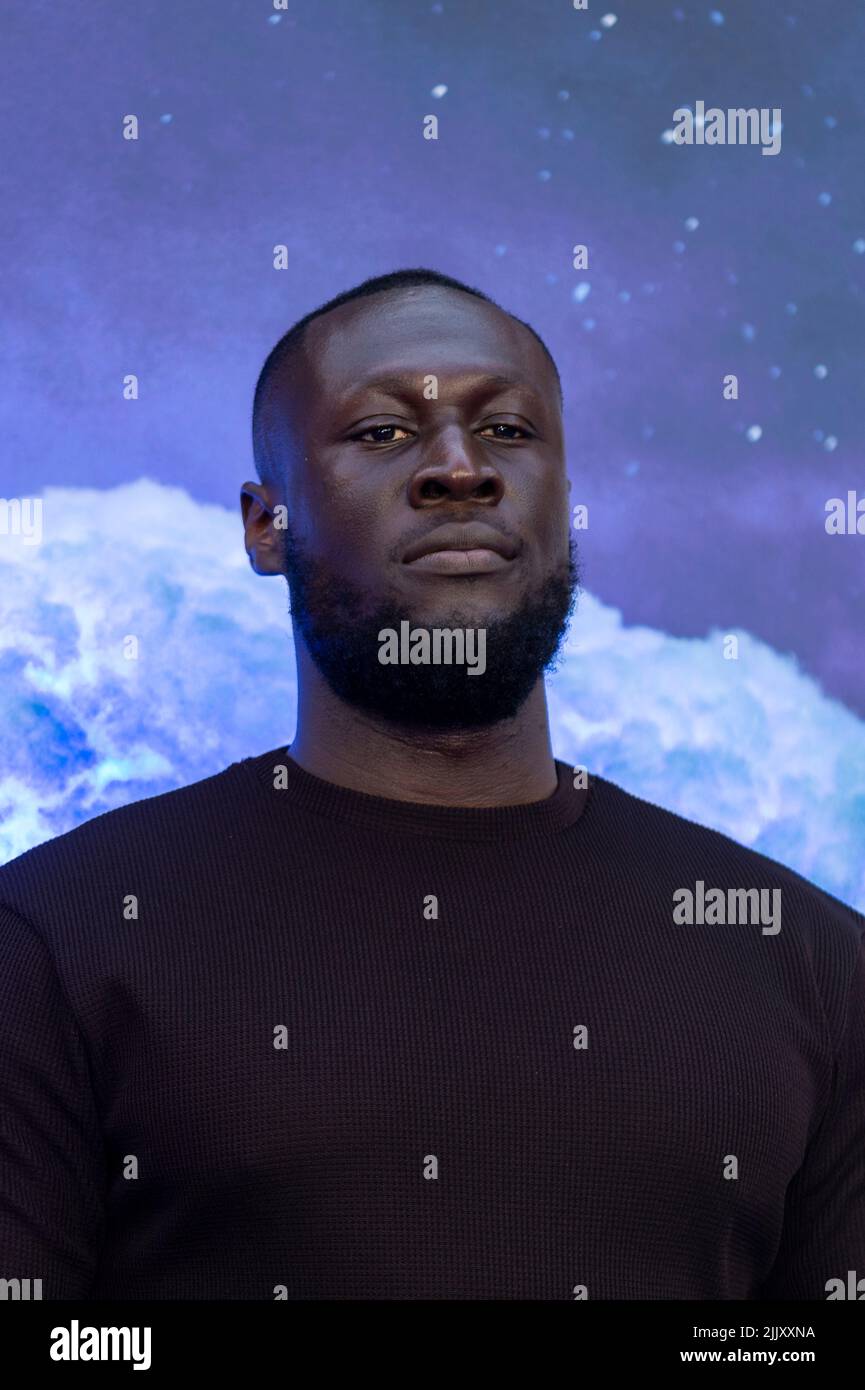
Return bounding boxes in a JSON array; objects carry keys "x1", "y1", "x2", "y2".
[{"x1": 240, "y1": 482, "x2": 285, "y2": 576}]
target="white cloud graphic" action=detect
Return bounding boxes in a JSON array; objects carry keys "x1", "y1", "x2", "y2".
[{"x1": 1, "y1": 480, "x2": 863, "y2": 911}]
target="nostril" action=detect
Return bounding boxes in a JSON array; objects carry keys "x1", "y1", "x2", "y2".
[{"x1": 419, "y1": 479, "x2": 448, "y2": 500}]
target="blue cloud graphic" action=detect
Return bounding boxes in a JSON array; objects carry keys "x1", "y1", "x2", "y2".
[{"x1": 2, "y1": 480, "x2": 863, "y2": 911}]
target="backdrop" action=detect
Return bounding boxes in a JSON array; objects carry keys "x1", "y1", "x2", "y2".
[{"x1": 2, "y1": 0, "x2": 863, "y2": 909}]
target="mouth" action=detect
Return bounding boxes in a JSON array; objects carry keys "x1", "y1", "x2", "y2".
[
  {"x1": 403, "y1": 548, "x2": 513, "y2": 575},
  {"x1": 401, "y1": 524, "x2": 520, "y2": 576}
]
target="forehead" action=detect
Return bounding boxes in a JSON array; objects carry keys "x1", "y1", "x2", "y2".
[{"x1": 291, "y1": 286, "x2": 557, "y2": 409}]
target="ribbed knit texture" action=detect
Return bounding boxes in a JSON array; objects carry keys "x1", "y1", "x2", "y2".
[{"x1": 0, "y1": 749, "x2": 863, "y2": 1301}]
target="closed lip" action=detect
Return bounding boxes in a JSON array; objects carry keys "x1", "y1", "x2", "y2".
[{"x1": 402, "y1": 524, "x2": 519, "y2": 564}]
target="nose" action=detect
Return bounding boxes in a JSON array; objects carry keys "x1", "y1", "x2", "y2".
[{"x1": 406, "y1": 427, "x2": 505, "y2": 507}]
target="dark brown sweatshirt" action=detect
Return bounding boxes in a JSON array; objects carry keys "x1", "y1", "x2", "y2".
[{"x1": 0, "y1": 750, "x2": 863, "y2": 1300}]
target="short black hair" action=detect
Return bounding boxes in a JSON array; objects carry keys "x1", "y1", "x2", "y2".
[{"x1": 252, "y1": 267, "x2": 563, "y2": 484}]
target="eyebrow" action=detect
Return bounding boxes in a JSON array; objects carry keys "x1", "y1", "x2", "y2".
[{"x1": 344, "y1": 372, "x2": 541, "y2": 405}]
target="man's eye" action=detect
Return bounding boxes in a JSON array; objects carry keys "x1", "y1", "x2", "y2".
[
  {"x1": 480, "y1": 423, "x2": 532, "y2": 440},
  {"x1": 352, "y1": 424, "x2": 411, "y2": 444}
]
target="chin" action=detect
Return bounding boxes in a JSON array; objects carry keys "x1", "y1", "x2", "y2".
[{"x1": 400, "y1": 586, "x2": 523, "y2": 624}]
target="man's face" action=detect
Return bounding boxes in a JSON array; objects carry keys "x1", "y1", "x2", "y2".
[{"x1": 259, "y1": 285, "x2": 579, "y2": 728}]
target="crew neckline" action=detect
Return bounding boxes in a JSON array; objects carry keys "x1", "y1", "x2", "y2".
[{"x1": 241, "y1": 746, "x2": 591, "y2": 841}]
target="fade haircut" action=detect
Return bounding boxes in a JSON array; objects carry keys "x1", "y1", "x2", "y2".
[{"x1": 251, "y1": 267, "x2": 563, "y2": 485}]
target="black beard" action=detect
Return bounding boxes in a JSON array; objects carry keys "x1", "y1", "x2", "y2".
[{"x1": 279, "y1": 524, "x2": 581, "y2": 731}]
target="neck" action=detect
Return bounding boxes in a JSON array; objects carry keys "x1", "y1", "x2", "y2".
[{"x1": 288, "y1": 643, "x2": 558, "y2": 807}]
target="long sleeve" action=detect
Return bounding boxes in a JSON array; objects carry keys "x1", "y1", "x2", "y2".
[
  {"x1": 759, "y1": 935, "x2": 865, "y2": 1300},
  {"x1": 0, "y1": 901, "x2": 106, "y2": 1298}
]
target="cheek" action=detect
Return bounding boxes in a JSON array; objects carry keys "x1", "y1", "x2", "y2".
[
  {"x1": 332, "y1": 474, "x2": 406, "y2": 564},
  {"x1": 531, "y1": 480, "x2": 571, "y2": 550},
  {"x1": 315, "y1": 503, "x2": 393, "y2": 585},
  {"x1": 291, "y1": 469, "x2": 380, "y2": 554}
]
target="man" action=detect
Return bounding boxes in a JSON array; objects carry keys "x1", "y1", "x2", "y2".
[{"x1": 0, "y1": 268, "x2": 863, "y2": 1301}]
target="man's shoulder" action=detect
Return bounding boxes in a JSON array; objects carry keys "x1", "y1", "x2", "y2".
[
  {"x1": 0, "y1": 748, "x2": 284, "y2": 920},
  {"x1": 587, "y1": 769, "x2": 865, "y2": 949}
]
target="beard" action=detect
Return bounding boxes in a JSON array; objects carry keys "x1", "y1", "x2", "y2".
[{"x1": 278, "y1": 522, "x2": 581, "y2": 731}]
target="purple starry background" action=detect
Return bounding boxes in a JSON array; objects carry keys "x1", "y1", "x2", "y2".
[{"x1": 3, "y1": 0, "x2": 864, "y2": 713}]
